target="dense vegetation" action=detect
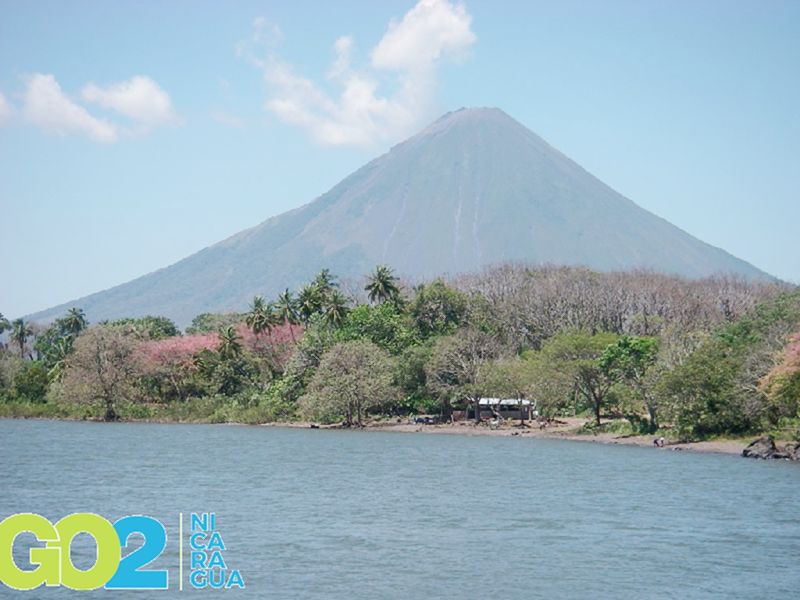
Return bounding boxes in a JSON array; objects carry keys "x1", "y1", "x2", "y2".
[{"x1": 1, "y1": 264, "x2": 798, "y2": 441}]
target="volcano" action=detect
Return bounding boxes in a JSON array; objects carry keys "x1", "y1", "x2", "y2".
[{"x1": 30, "y1": 107, "x2": 772, "y2": 326}]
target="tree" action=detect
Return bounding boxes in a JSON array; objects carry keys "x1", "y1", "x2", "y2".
[
  {"x1": 660, "y1": 290, "x2": 800, "y2": 437},
  {"x1": 108, "y1": 316, "x2": 178, "y2": 340},
  {"x1": 521, "y1": 351, "x2": 575, "y2": 418},
  {"x1": 46, "y1": 337, "x2": 74, "y2": 382},
  {"x1": 599, "y1": 336, "x2": 660, "y2": 429},
  {"x1": 275, "y1": 289, "x2": 299, "y2": 327},
  {"x1": 659, "y1": 339, "x2": 747, "y2": 437},
  {"x1": 479, "y1": 357, "x2": 533, "y2": 425},
  {"x1": 0, "y1": 313, "x2": 10, "y2": 336},
  {"x1": 62, "y1": 307, "x2": 88, "y2": 336},
  {"x1": 760, "y1": 331, "x2": 800, "y2": 423},
  {"x1": 136, "y1": 333, "x2": 219, "y2": 401},
  {"x1": 396, "y1": 344, "x2": 434, "y2": 413},
  {"x1": 0, "y1": 353, "x2": 25, "y2": 401},
  {"x1": 9, "y1": 361, "x2": 49, "y2": 402},
  {"x1": 185, "y1": 312, "x2": 244, "y2": 335},
  {"x1": 455, "y1": 264, "x2": 782, "y2": 351},
  {"x1": 313, "y1": 269, "x2": 338, "y2": 300},
  {"x1": 337, "y1": 303, "x2": 418, "y2": 354},
  {"x1": 365, "y1": 265, "x2": 401, "y2": 305},
  {"x1": 218, "y1": 326, "x2": 243, "y2": 360},
  {"x1": 245, "y1": 296, "x2": 276, "y2": 336},
  {"x1": 323, "y1": 291, "x2": 350, "y2": 328},
  {"x1": 532, "y1": 331, "x2": 621, "y2": 425},
  {"x1": 60, "y1": 326, "x2": 139, "y2": 421},
  {"x1": 297, "y1": 284, "x2": 324, "y2": 323},
  {"x1": 411, "y1": 279, "x2": 469, "y2": 338},
  {"x1": 10, "y1": 319, "x2": 32, "y2": 358},
  {"x1": 425, "y1": 328, "x2": 501, "y2": 422},
  {"x1": 192, "y1": 341, "x2": 257, "y2": 397},
  {"x1": 300, "y1": 340, "x2": 399, "y2": 426}
]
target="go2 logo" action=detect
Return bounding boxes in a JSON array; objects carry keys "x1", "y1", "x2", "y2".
[{"x1": 0, "y1": 512, "x2": 169, "y2": 591}]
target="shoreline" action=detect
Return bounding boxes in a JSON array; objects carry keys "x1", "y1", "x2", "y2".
[
  {"x1": 260, "y1": 418, "x2": 749, "y2": 456},
  {"x1": 0, "y1": 415, "x2": 751, "y2": 456}
]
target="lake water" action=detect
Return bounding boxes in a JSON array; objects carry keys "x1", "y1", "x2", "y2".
[{"x1": 0, "y1": 419, "x2": 798, "y2": 599}]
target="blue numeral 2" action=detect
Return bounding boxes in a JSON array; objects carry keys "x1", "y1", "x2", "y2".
[{"x1": 105, "y1": 515, "x2": 168, "y2": 589}]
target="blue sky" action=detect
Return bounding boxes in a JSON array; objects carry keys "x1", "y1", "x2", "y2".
[{"x1": 1, "y1": 0, "x2": 798, "y2": 318}]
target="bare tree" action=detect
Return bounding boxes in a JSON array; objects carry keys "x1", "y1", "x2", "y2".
[
  {"x1": 60, "y1": 326, "x2": 139, "y2": 421},
  {"x1": 454, "y1": 264, "x2": 784, "y2": 350}
]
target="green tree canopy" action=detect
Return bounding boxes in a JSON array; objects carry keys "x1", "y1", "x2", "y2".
[
  {"x1": 527, "y1": 331, "x2": 621, "y2": 425},
  {"x1": 185, "y1": 312, "x2": 244, "y2": 335},
  {"x1": 411, "y1": 279, "x2": 469, "y2": 338},
  {"x1": 107, "y1": 315, "x2": 179, "y2": 340},
  {"x1": 425, "y1": 328, "x2": 501, "y2": 421},
  {"x1": 599, "y1": 336, "x2": 660, "y2": 429},
  {"x1": 337, "y1": 303, "x2": 418, "y2": 354},
  {"x1": 300, "y1": 340, "x2": 399, "y2": 426}
]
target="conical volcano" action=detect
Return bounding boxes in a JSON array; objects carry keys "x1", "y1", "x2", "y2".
[{"x1": 30, "y1": 107, "x2": 772, "y2": 326}]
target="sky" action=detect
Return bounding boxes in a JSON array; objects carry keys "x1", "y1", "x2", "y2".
[{"x1": 1, "y1": 0, "x2": 798, "y2": 318}]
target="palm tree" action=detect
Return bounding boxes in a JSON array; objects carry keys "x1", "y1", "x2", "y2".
[
  {"x1": 275, "y1": 289, "x2": 299, "y2": 325},
  {"x1": 323, "y1": 291, "x2": 350, "y2": 328},
  {"x1": 10, "y1": 319, "x2": 32, "y2": 358},
  {"x1": 365, "y1": 265, "x2": 400, "y2": 304},
  {"x1": 245, "y1": 296, "x2": 276, "y2": 336},
  {"x1": 218, "y1": 326, "x2": 242, "y2": 360},
  {"x1": 62, "y1": 307, "x2": 88, "y2": 336},
  {"x1": 0, "y1": 313, "x2": 9, "y2": 351},
  {"x1": 275, "y1": 288, "x2": 300, "y2": 341},
  {"x1": 46, "y1": 337, "x2": 73, "y2": 381},
  {"x1": 297, "y1": 284, "x2": 323, "y2": 323},
  {"x1": 0, "y1": 312, "x2": 10, "y2": 335},
  {"x1": 313, "y1": 269, "x2": 338, "y2": 300}
]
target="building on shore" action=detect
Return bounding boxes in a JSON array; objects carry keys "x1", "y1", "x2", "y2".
[{"x1": 460, "y1": 398, "x2": 537, "y2": 421}]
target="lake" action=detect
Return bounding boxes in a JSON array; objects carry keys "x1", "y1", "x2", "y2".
[{"x1": 0, "y1": 419, "x2": 798, "y2": 598}]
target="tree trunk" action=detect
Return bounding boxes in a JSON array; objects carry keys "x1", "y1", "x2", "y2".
[
  {"x1": 441, "y1": 398, "x2": 452, "y2": 421},
  {"x1": 647, "y1": 403, "x2": 658, "y2": 432},
  {"x1": 104, "y1": 397, "x2": 117, "y2": 422},
  {"x1": 594, "y1": 395, "x2": 602, "y2": 426},
  {"x1": 473, "y1": 397, "x2": 481, "y2": 423}
]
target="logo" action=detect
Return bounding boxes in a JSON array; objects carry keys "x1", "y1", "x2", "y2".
[{"x1": 0, "y1": 512, "x2": 244, "y2": 591}]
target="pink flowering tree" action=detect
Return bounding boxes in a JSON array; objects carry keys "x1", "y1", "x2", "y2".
[
  {"x1": 136, "y1": 333, "x2": 219, "y2": 401},
  {"x1": 237, "y1": 322, "x2": 304, "y2": 377},
  {"x1": 760, "y1": 331, "x2": 800, "y2": 421}
]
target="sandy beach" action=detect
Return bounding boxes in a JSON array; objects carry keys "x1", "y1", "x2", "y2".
[{"x1": 264, "y1": 417, "x2": 748, "y2": 456}]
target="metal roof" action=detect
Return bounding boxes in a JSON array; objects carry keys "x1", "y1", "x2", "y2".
[{"x1": 478, "y1": 397, "x2": 532, "y2": 406}]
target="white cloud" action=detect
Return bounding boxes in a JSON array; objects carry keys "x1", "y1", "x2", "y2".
[
  {"x1": 243, "y1": 0, "x2": 475, "y2": 147},
  {"x1": 371, "y1": 0, "x2": 475, "y2": 72},
  {"x1": 15, "y1": 73, "x2": 177, "y2": 142},
  {"x1": 22, "y1": 74, "x2": 118, "y2": 143},
  {"x1": 328, "y1": 36, "x2": 354, "y2": 81},
  {"x1": 236, "y1": 16, "x2": 283, "y2": 65},
  {"x1": 0, "y1": 92, "x2": 14, "y2": 123},
  {"x1": 82, "y1": 76, "x2": 178, "y2": 130}
]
